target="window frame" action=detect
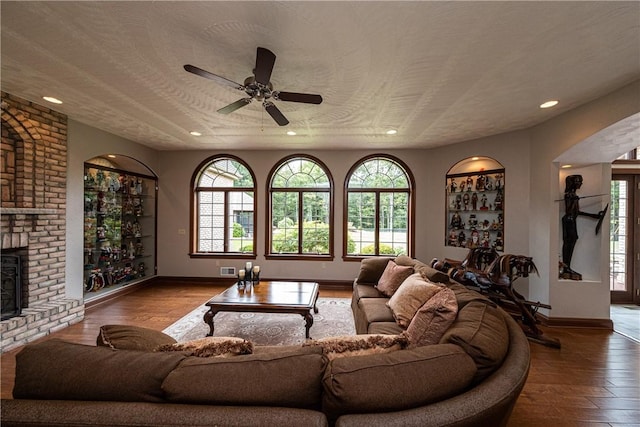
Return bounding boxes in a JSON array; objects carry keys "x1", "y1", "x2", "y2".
[
  {"x1": 343, "y1": 154, "x2": 415, "y2": 261},
  {"x1": 190, "y1": 154, "x2": 257, "y2": 259},
  {"x1": 266, "y1": 154, "x2": 334, "y2": 260}
]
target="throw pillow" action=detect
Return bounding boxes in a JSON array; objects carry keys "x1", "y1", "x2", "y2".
[
  {"x1": 355, "y1": 257, "x2": 394, "y2": 284},
  {"x1": 375, "y1": 260, "x2": 414, "y2": 297},
  {"x1": 404, "y1": 287, "x2": 458, "y2": 347},
  {"x1": 387, "y1": 273, "x2": 444, "y2": 328},
  {"x1": 97, "y1": 324, "x2": 177, "y2": 351},
  {"x1": 156, "y1": 336, "x2": 253, "y2": 358},
  {"x1": 304, "y1": 334, "x2": 408, "y2": 360}
]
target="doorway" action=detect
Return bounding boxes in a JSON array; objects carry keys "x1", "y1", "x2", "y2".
[{"x1": 610, "y1": 174, "x2": 639, "y2": 304}]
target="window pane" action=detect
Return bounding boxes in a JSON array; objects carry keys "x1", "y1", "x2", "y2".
[
  {"x1": 610, "y1": 180, "x2": 628, "y2": 291},
  {"x1": 348, "y1": 158, "x2": 409, "y2": 189},
  {"x1": 228, "y1": 191, "x2": 254, "y2": 253},
  {"x1": 301, "y1": 192, "x2": 330, "y2": 254},
  {"x1": 272, "y1": 158, "x2": 329, "y2": 188},
  {"x1": 271, "y1": 192, "x2": 299, "y2": 253},
  {"x1": 379, "y1": 192, "x2": 408, "y2": 255},
  {"x1": 198, "y1": 158, "x2": 253, "y2": 188},
  {"x1": 194, "y1": 156, "x2": 256, "y2": 255},
  {"x1": 347, "y1": 192, "x2": 376, "y2": 255}
]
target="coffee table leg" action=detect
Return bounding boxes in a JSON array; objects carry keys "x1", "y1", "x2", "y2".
[
  {"x1": 303, "y1": 312, "x2": 314, "y2": 339},
  {"x1": 203, "y1": 309, "x2": 215, "y2": 337}
]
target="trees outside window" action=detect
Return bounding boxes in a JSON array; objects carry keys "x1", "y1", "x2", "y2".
[
  {"x1": 345, "y1": 155, "x2": 414, "y2": 258},
  {"x1": 268, "y1": 155, "x2": 333, "y2": 258},
  {"x1": 192, "y1": 155, "x2": 256, "y2": 256}
]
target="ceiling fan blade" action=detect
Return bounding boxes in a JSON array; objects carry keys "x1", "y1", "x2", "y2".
[
  {"x1": 184, "y1": 64, "x2": 244, "y2": 90},
  {"x1": 264, "y1": 102, "x2": 289, "y2": 126},
  {"x1": 275, "y1": 91, "x2": 323, "y2": 104},
  {"x1": 254, "y1": 47, "x2": 276, "y2": 86},
  {"x1": 217, "y1": 98, "x2": 252, "y2": 114}
]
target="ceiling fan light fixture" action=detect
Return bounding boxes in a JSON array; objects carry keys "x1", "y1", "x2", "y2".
[
  {"x1": 184, "y1": 47, "x2": 322, "y2": 127},
  {"x1": 540, "y1": 100, "x2": 558, "y2": 109}
]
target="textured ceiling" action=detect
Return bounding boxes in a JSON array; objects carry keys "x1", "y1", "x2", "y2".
[{"x1": 1, "y1": 1, "x2": 639, "y2": 151}]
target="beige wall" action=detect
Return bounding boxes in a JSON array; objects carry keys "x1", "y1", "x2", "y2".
[
  {"x1": 528, "y1": 80, "x2": 640, "y2": 319},
  {"x1": 154, "y1": 136, "x2": 531, "y2": 284},
  {"x1": 65, "y1": 79, "x2": 640, "y2": 321},
  {"x1": 66, "y1": 119, "x2": 158, "y2": 299}
]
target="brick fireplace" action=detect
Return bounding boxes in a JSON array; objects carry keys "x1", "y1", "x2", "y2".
[{"x1": 1, "y1": 92, "x2": 84, "y2": 352}]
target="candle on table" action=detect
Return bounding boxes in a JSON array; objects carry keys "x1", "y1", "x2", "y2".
[{"x1": 238, "y1": 269, "x2": 245, "y2": 279}]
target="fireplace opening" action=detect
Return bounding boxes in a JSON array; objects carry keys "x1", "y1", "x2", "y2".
[{"x1": 1, "y1": 249, "x2": 27, "y2": 320}]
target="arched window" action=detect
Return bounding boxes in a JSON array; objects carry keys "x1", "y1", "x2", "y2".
[
  {"x1": 344, "y1": 155, "x2": 414, "y2": 258},
  {"x1": 191, "y1": 155, "x2": 256, "y2": 257},
  {"x1": 267, "y1": 155, "x2": 333, "y2": 259}
]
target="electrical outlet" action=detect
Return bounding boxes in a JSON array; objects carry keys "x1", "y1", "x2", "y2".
[{"x1": 220, "y1": 267, "x2": 236, "y2": 277}]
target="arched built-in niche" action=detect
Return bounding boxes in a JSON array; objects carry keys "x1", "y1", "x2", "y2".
[
  {"x1": 83, "y1": 154, "x2": 157, "y2": 300},
  {"x1": 445, "y1": 156, "x2": 505, "y2": 250}
]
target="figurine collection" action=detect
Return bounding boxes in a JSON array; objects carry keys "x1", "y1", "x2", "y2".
[
  {"x1": 84, "y1": 168, "x2": 149, "y2": 292},
  {"x1": 447, "y1": 172, "x2": 504, "y2": 251}
]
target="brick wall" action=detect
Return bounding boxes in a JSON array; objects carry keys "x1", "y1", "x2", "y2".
[{"x1": 1, "y1": 92, "x2": 84, "y2": 352}]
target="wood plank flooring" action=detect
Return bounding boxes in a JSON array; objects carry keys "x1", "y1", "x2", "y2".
[{"x1": 1, "y1": 282, "x2": 639, "y2": 426}]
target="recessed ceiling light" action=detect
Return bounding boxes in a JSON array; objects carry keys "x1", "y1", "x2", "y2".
[
  {"x1": 540, "y1": 100, "x2": 558, "y2": 109},
  {"x1": 386, "y1": 129, "x2": 397, "y2": 135},
  {"x1": 189, "y1": 131, "x2": 202, "y2": 136},
  {"x1": 42, "y1": 96, "x2": 63, "y2": 104},
  {"x1": 287, "y1": 131, "x2": 296, "y2": 136}
]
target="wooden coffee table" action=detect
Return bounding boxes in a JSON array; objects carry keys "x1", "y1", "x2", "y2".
[{"x1": 203, "y1": 281, "x2": 320, "y2": 339}]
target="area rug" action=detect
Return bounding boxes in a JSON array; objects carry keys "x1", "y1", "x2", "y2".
[{"x1": 163, "y1": 297, "x2": 356, "y2": 345}]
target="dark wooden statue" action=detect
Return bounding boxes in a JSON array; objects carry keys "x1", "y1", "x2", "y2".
[{"x1": 560, "y1": 175, "x2": 608, "y2": 280}]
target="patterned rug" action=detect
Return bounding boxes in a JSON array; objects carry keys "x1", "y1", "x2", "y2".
[{"x1": 163, "y1": 297, "x2": 356, "y2": 345}]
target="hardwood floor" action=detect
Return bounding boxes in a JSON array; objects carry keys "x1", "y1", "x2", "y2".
[{"x1": 2, "y1": 282, "x2": 639, "y2": 427}]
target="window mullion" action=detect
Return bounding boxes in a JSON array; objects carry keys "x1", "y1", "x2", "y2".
[
  {"x1": 298, "y1": 191, "x2": 304, "y2": 254},
  {"x1": 375, "y1": 191, "x2": 380, "y2": 255}
]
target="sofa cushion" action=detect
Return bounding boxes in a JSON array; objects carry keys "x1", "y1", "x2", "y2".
[
  {"x1": 13, "y1": 339, "x2": 185, "y2": 402},
  {"x1": 97, "y1": 324, "x2": 177, "y2": 351},
  {"x1": 156, "y1": 336, "x2": 253, "y2": 358},
  {"x1": 440, "y1": 300, "x2": 509, "y2": 382},
  {"x1": 404, "y1": 287, "x2": 458, "y2": 347},
  {"x1": 367, "y1": 321, "x2": 405, "y2": 335},
  {"x1": 353, "y1": 283, "x2": 386, "y2": 301},
  {"x1": 395, "y1": 255, "x2": 451, "y2": 284},
  {"x1": 162, "y1": 345, "x2": 326, "y2": 409},
  {"x1": 447, "y1": 282, "x2": 495, "y2": 309},
  {"x1": 322, "y1": 343, "x2": 476, "y2": 419},
  {"x1": 387, "y1": 273, "x2": 444, "y2": 328},
  {"x1": 304, "y1": 334, "x2": 408, "y2": 360},
  {"x1": 358, "y1": 298, "x2": 396, "y2": 324},
  {"x1": 375, "y1": 260, "x2": 414, "y2": 297},
  {"x1": 355, "y1": 256, "x2": 394, "y2": 284}
]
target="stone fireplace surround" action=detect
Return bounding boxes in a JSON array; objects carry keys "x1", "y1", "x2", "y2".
[{"x1": 1, "y1": 92, "x2": 84, "y2": 352}]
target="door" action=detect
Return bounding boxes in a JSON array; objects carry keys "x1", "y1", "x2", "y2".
[{"x1": 610, "y1": 174, "x2": 639, "y2": 304}]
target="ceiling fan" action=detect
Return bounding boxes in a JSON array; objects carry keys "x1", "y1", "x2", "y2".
[{"x1": 184, "y1": 47, "x2": 323, "y2": 126}]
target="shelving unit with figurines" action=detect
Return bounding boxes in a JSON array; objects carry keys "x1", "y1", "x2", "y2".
[
  {"x1": 445, "y1": 168, "x2": 505, "y2": 251},
  {"x1": 83, "y1": 164, "x2": 157, "y2": 297}
]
